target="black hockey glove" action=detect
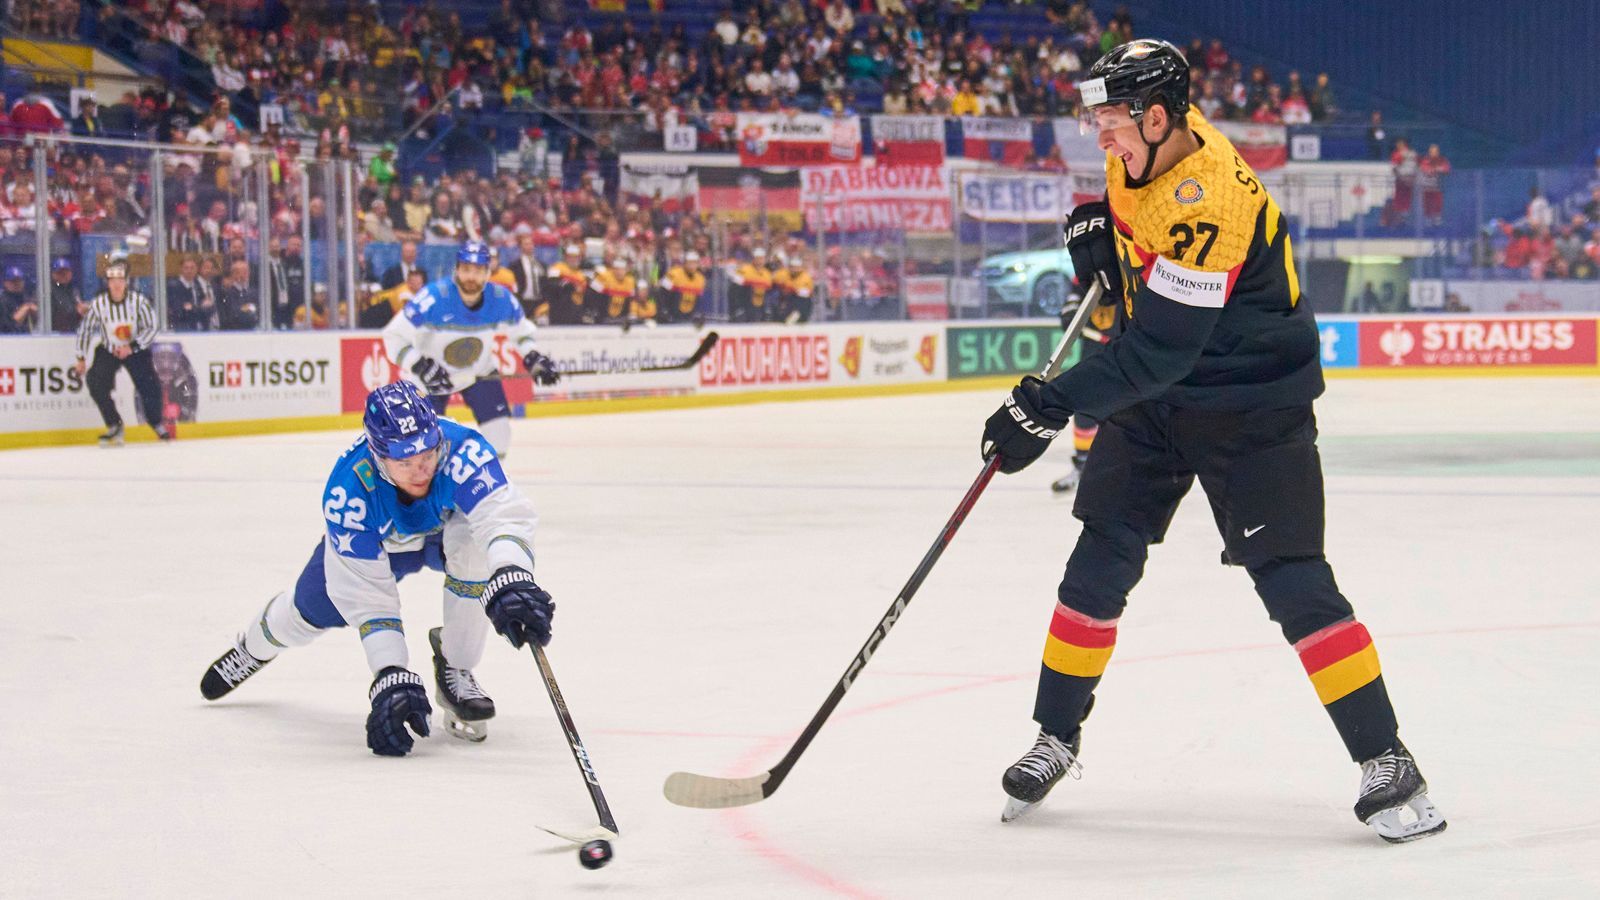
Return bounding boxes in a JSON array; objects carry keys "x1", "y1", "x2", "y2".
[
  {"x1": 410, "y1": 356, "x2": 454, "y2": 395},
  {"x1": 981, "y1": 376, "x2": 1070, "y2": 475},
  {"x1": 1064, "y1": 201, "x2": 1124, "y2": 298},
  {"x1": 483, "y1": 566, "x2": 555, "y2": 649},
  {"x1": 522, "y1": 349, "x2": 561, "y2": 387},
  {"x1": 366, "y1": 666, "x2": 431, "y2": 757}
]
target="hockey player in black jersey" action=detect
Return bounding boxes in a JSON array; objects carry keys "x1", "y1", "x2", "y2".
[{"x1": 980, "y1": 39, "x2": 1444, "y2": 843}]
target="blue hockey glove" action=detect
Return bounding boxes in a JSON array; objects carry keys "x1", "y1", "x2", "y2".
[
  {"x1": 521, "y1": 349, "x2": 561, "y2": 387},
  {"x1": 366, "y1": 666, "x2": 431, "y2": 757},
  {"x1": 482, "y1": 566, "x2": 555, "y2": 649}
]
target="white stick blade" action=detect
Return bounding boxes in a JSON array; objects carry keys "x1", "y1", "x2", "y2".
[
  {"x1": 662, "y1": 771, "x2": 770, "y2": 809},
  {"x1": 538, "y1": 824, "x2": 619, "y2": 844}
]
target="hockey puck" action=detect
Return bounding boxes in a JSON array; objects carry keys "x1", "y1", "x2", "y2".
[{"x1": 578, "y1": 839, "x2": 613, "y2": 870}]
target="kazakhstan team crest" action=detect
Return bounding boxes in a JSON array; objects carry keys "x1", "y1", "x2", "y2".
[{"x1": 443, "y1": 337, "x2": 484, "y2": 368}]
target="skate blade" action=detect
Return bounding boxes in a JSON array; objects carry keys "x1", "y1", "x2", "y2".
[
  {"x1": 98, "y1": 437, "x2": 125, "y2": 448},
  {"x1": 441, "y1": 709, "x2": 488, "y2": 742},
  {"x1": 1366, "y1": 793, "x2": 1447, "y2": 843},
  {"x1": 1001, "y1": 797, "x2": 1041, "y2": 823}
]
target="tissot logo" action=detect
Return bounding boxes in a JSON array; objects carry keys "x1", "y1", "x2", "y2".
[
  {"x1": 0, "y1": 365, "x2": 86, "y2": 395},
  {"x1": 208, "y1": 359, "x2": 331, "y2": 388}
]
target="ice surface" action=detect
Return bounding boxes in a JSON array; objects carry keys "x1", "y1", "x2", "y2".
[{"x1": 2, "y1": 376, "x2": 1598, "y2": 898}]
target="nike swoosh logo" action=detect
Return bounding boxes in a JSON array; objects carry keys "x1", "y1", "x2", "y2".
[{"x1": 1243, "y1": 525, "x2": 1266, "y2": 537}]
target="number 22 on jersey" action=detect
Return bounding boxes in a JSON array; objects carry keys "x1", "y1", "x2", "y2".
[{"x1": 324, "y1": 486, "x2": 368, "y2": 528}]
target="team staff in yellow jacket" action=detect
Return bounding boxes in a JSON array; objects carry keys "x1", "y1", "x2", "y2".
[
  {"x1": 543, "y1": 244, "x2": 590, "y2": 324},
  {"x1": 728, "y1": 247, "x2": 775, "y2": 322},
  {"x1": 772, "y1": 254, "x2": 816, "y2": 323},
  {"x1": 590, "y1": 257, "x2": 637, "y2": 322},
  {"x1": 658, "y1": 251, "x2": 707, "y2": 323}
]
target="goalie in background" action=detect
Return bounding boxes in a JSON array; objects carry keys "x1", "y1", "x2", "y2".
[{"x1": 200, "y1": 381, "x2": 557, "y2": 756}]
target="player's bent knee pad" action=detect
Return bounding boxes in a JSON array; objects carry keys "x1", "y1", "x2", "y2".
[
  {"x1": 266, "y1": 591, "x2": 325, "y2": 646},
  {"x1": 1246, "y1": 556, "x2": 1355, "y2": 643},
  {"x1": 1057, "y1": 519, "x2": 1149, "y2": 621}
]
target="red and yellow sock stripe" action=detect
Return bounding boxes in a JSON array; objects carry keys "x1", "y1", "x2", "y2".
[
  {"x1": 1042, "y1": 604, "x2": 1118, "y2": 678},
  {"x1": 1295, "y1": 620, "x2": 1382, "y2": 704},
  {"x1": 1072, "y1": 424, "x2": 1098, "y2": 453}
]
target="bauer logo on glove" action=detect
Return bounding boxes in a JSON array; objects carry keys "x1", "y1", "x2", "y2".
[
  {"x1": 1006, "y1": 393, "x2": 1061, "y2": 439},
  {"x1": 1064, "y1": 214, "x2": 1109, "y2": 244},
  {"x1": 982, "y1": 376, "x2": 1070, "y2": 475}
]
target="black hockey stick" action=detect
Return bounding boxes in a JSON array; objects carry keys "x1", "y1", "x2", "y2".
[
  {"x1": 663, "y1": 283, "x2": 1104, "y2": 809},
  {"x1": 560, "y1": 330, "x2": 719, "y2": 376},
  {"x1": 530, "y1": 644, "x2": 620, "y2": 843},
  {"x1": 423, "y1": 331, "x2": 720, "y2": 396}
]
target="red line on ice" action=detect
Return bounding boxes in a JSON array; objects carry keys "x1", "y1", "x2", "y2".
[{"x1": 714, "y1": 620, "x2": 1600, "y2": 896}]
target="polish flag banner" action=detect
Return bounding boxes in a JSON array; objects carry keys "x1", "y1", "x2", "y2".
[
  {"x1": 1212, "y1": 122, "x2": 1288, "y2": 171},
  {"x1": 736, "y1": 113, "x2": 862, "y2": 167},
  {"x1": 960, "y1": 117, "x2": 1034, "y2": 166},
  {"x1": 871, "y1": 115, "x2": 945, "y2": 166}
]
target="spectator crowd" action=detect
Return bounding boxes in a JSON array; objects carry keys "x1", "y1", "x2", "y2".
[
  {"x1": 8, "y1": 0, "x2": 1350, "y2": 151},
  {"x1": 1478, "y1": 171, "x2": 1600, "y2": 281}
]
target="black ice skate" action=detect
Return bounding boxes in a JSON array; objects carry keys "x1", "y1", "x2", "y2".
[
  {"x1": 430, "y1": 627, "x2": 495, "y2": 742},
  {"x1": 154, "y1": 423, "x2": 175, "y2": 441},
  {"x1": 1000, "y1": 728, "x2": 1083, "y2": 822},
  {"x1": 1050, "y1": 452, "x2": 1087, "y2": 494},
  {"x1": 1355, "y1": 741, "x2": 1447, "y2": 843},
  {"x1": 200, "y1": 637, "x2": 272, "y2": 700},
  {"x1": 97, "y1": 422, "x2": 124, "y2": 448}
]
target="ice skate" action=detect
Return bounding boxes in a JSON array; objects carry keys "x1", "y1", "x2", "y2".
[
  {"x1": 97, "y1": 422, "x2": 125, "y2": 448},
  {"x1": 200, "y1": 636, "x2": 272, "y2": 700},
  {"x1": 154, "y1": 423, "x2": 175, "y2": 441},
  {"x1": 430, "y1": 627, "x2": 495, "y2": 742},
  {"x1": 1355, "y1": 741, "x2": 1447, "y2": 843},
  {"x1": 1050, "y1": 452, "x2": 1087, "y2": 494},
  {"x1": 1000, "y1": 728, "x2": 1083, "y2": 822}
]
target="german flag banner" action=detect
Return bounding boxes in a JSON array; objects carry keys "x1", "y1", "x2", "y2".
[{"x1": 696, "y1": 166, "x2": 802, "y2": 231}]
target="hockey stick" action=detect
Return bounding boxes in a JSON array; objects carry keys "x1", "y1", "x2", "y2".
[
  {"x1": 663, "y1": 283, "x2": 1105, "y2": 809},
  {"x1": 561, "y1": 330, "x2": 719, "y2": 376},
  {"x1": 530, "y1": 644, "x2": 620, "y2": 844},
  {"x1": 423, "y1": 331, "x2": 720, "y2": 397}
]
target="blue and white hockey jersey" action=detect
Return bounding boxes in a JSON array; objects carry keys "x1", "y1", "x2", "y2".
[
  {"x1": 319, "y1": 418, "x2": 537, "y2": 668},
  {"x1": 382, "y1": 278, "x2": 539, "y2": 388}
]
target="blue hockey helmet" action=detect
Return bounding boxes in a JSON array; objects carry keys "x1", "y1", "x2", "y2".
[
  {"x1": 363, "y1": 381, "x2": 443, "y2": 460},
  {"x1": 457, "y1": 240, "x2": 492, "y2": 267}
]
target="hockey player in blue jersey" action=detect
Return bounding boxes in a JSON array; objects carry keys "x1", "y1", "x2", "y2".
[
  {"x1": 382, "y1": 240, "x2": 561, "y2": 456},
  {"x1": 200, "y1": 381, "x2": 557, "y2": 756}
]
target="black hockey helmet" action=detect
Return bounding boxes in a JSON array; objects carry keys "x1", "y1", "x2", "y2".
[
  {"x1": 1078, "y1": 39, "x2": 1190, "y2": 123},
  {"x1": 1077, "y1": 39, "x2": 1191, "y2": 185}
]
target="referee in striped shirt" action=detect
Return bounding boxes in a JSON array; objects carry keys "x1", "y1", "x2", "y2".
[{"x1": 72, "y1": 257, "x2": 171, "y2": 445}]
